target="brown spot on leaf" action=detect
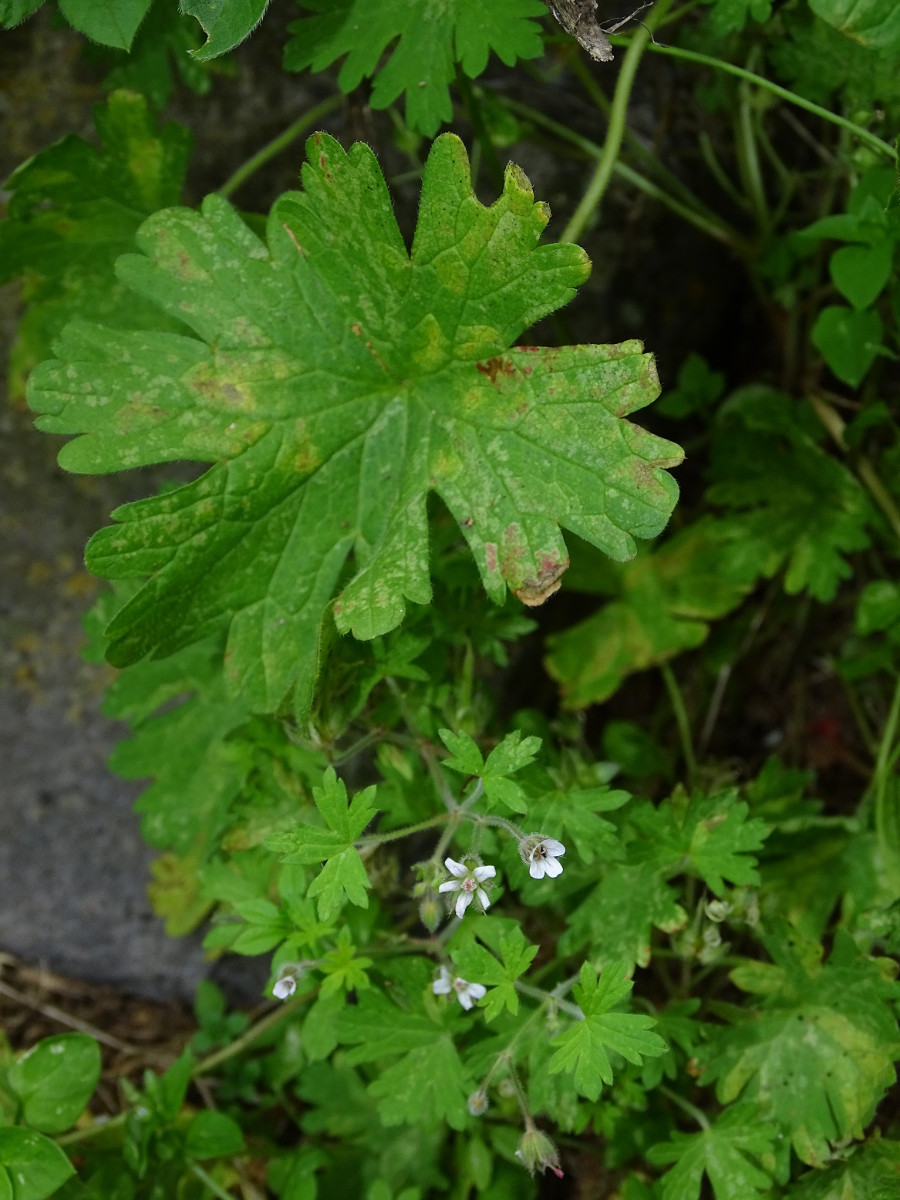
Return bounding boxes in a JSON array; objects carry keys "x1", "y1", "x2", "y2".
[
  {"x1": 476, "y1": 356, "x2": 514, "y2": 385},
  {"x1": 514, "y1": 557, "x2": 569, "y2": 607}
]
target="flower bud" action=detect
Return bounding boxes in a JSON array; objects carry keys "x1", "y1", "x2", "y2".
[
  {"x1": 466, "y1": 1089, "x2": 489, "y2": 1117},
  {"x1": 705, "y1": 899, "x2": 731, "y2": 923},
  {"x1": 419, "y1": 892, "x2": 442, "y2": 933},
  {"x1": 515, "y1": 1123, "x2": 563, "y2": 1178}
]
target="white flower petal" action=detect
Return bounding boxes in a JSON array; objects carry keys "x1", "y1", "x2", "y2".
[
  {"x1": 467, "y1": 982, "x2": 487, "y2": 1001},
  {"x1": 432, "y1": 967, "x2": 453, "y2": 996},
  {"x1": 543, "y1": 839, "x2": 565, "y2": 857},
  {"x1": 455, "y1": 890, "x2": 473, "y2": 919},
  {"x1": 472, "y1": 865, "x2": 496, "y2": 882},
  {"x1": 457, "y1": 989, "x2": 475, "y2": 1010},
  {"x1": 273, "y1": 977, "x2": 296, "y2": 1000},
  {"x1": 529, "y1": 859, "x2": 547, "y2": 880},
  {"x1": 444, "y1": 857, "x2": 468, "y2": 877},
  {"x1": 476, "y1": 887, "x2": 491, "y2": 911},
  {"x1": 439, "y1": 879, "x2": 462, "y2": 893},
  {"x1": 543, "y1": 855, "x2": 564, "y2": 878}
]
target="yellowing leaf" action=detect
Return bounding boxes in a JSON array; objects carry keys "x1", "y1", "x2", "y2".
[{"x1": 30, "y1": 133, "x2": 681, "y2": 716}]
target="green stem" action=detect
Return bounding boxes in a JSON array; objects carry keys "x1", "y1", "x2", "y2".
[
  {"x1": 356, "y1": 812, "x2": 452, "y2": 847},
  {"x1": 195, "y1": 989, "x2": 312, "y2": 1075},
  {"x1": 735, "y1": 75, "x2": 770, "y2": 231},
  {"x1": 807, "y1": 394, "x2": 900, "y2": 549},
  {"x1": 874, "y1": 673, "x2": 900, "y2": 853},
  {"x1": 504, "y1": 98, "x2": 742, "y2": 249},
  {"x1": 658, "y1": 1085, "x2": 710, "y2": 1130},
  {"x1": 515, "y1": 980, "x2": 583, "y2": 1019},
  {"x1": 190, "y1": 1163, "x2": 238, "y2": 1200},
  {"x1": 466, "y1": 811, "x2": 527, "y2": 840},
  {"x1": 419, "y1": 738, "x2": 461, "y2": 812},
  {"x1": 639, "y1": 42, "x2": 897, "y2": 162},
  {"x1": 661, "y1": 662, "x2": 698, "y2": 785},
  {"x1": 217, "y1": 95, "x2": 343, "y2": 199},
  {"x1": 455, "y1": 69, "x2": 504, "y2": 192},
  {"x1": 504, "y1": 1060, "x2": 532, "y2": 1122},
  {"x1": 561, "y1": 0, "x2": 676, "y2": 244},
  {"x1": 697, "y1": 129, "x2": 749, "y2": 210}
]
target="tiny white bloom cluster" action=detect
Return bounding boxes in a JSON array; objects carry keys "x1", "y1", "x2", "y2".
[
  {"x1": 438, "y1": 857, "x2": 496, "y2": 918},
  {"x1": 518, "y1": 834, "x2": 566, "y2": 879},
  {"x1": 432, "y1": 966, "x2": 486, "y2": 1011}
]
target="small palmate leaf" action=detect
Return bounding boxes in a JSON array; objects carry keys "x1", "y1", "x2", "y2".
[
  {"x1": 284, "y1": 0, "x2": 545, "y2": 135},
  {"x1": 629, "y1": 790, "x2": 771, "y2": 895},
  {"x1": 648, "y1": 1104, "x2": 778, "y2": 1200},
  {"x1": 559, "y1": 864, "x2": 687, "y2": 969},
  {"x1": 549, "y1": 961, "x2": 667, "y2": 1100},
  {"x1": 29, "y1": 133, "x2": 681, "y2": 716}
]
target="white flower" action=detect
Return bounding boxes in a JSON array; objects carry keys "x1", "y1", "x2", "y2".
[
  {"x1": 519, "y1": 834, "x2": 566, "y2": 880},
  {"x1": 432, "y1": 966, "x2": 487, "y2": 1011},
  {"x1": 438, "y1": 857, "x2": 496, "y2": 918},
  {"x1": 273, "y1": 975, "x2": 297, "y2": 1000}
]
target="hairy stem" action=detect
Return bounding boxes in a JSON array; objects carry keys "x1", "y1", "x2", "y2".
[{"x1": 661, "y1": 662, "x2": 698, "y2": 785}]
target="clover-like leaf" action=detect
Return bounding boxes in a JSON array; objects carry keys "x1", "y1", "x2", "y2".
[
  {"x1": 29, "y1": 133, "x2": 681, "y2": 716},
  {"x1": 266, "y1": 769, "x2": 378, "y2": 921}
]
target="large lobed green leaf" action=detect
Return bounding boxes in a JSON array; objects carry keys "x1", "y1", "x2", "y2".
[
  {"x1": 649, "y1": 1103, "x2": 778, "y2": 1200},
  {"x1": 29, "y1": 132, "x2": 681, "y2": 715},
  {"x1": 701, "y1": 931, "x2": 900, "y2": 1166},
  {"x1": 546, "y1": 517, "x2": 772, "y2": 707},
  {"x1": 809, "y1": 0, "x2": 900, "y2": 50}
]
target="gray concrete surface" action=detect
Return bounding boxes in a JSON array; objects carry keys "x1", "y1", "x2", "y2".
[{"x1": 0, "y1": 380, "x2": 217, "y2": 998}]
